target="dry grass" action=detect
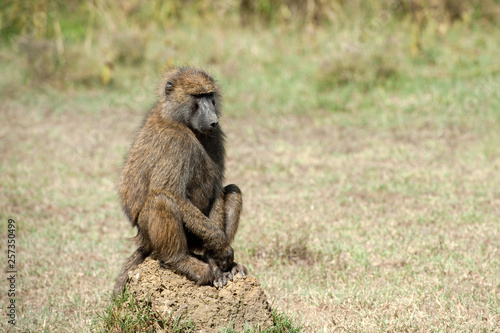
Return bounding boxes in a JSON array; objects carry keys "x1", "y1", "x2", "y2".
[
  {"x1": 2, "y1": 96, "x2": 498, "y2": 332},
  {"x1": 1, "y1": 13, "x2": 499, "y2": 332},
  {"x1": 230, "y1": 112, "x2": 499, "y2": 331}
]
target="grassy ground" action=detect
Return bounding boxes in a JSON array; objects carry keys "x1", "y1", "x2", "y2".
[{"x1": 1, "y1": 13, "x2": 499, "y2": 332}]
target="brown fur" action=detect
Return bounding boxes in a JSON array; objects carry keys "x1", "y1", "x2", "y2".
[{"x1": 113, "y1": 68, "x2": 247, "y2": 296}]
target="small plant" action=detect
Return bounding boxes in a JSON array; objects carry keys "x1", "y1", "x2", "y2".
[
  {"x1": 93, "y1": 289, "x2": 196, "y2": 333},
  {"x1": 16, "y1": 36, "x2": 103, "y2": 87},
  {"x1": 267, "y1": 310, "x2": 303, "y2": 333},
  {"x1": 221, "y1": 310, "x2": 302, "y2": 333},
  {"x1": 17, "y1": 37, "x2": 62, "y2": 82},
  {"x1": 316, "y1": 38, "x2": 401, "y2": 91},
  {"x1": 108, "y1": 29, "x2": 149, "y2": 66}
]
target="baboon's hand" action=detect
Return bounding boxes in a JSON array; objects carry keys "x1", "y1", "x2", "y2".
[
  {"x1": 211, "y1": 262, "x2": 247, "y2": 288},
  {"x1": 212, "y1": 267, "x2": 234, "y2": 288},
  {"x1": 206, "y1": 246, "x2": 234, "y2": 271}
]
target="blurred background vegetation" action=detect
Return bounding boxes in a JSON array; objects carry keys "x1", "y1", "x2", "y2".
[{"x1": 2, "y1": 0, "x2": 500, "y2": 90}]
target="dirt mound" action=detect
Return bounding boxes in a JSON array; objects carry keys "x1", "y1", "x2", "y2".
[{"x1": 125, "y1": 257, "x2": 273, "y2": 332}]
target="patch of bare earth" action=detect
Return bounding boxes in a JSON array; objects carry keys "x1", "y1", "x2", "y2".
[{"x1": 125, "y1": 258, "x2": 273, "y2": 332}]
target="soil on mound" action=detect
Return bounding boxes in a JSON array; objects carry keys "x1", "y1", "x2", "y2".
[{"x1": 125, "y1": 257, "x2": 273, "y2": 332}]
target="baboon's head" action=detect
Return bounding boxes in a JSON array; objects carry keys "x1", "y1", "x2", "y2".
[{"x1": 159, "y1": 67, "x2": 222, "y2": 134}]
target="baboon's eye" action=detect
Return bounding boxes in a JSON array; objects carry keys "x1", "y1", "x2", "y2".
[
  {"x1": 192, "y1": 100, "x2": 200, "y2": 113},
  {"x1": 192, "y1": 92, "x2": 214, "y2": 99},
  {"x1": 192, "y1": 93, "x2": 215, "y2": 108}
]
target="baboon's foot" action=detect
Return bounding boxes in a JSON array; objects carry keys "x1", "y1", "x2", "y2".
[{"x1": 229, "y1": 262, "x2": 248, "y2": 277}]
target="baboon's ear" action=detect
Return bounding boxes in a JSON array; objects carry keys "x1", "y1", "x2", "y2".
[{"x1": 165, "y1": 81, "x2": 174, "y2": 95}]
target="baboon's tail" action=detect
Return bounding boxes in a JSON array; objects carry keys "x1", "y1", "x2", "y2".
[{"x1": 113, "y1": 247, "x2": 151, "y2": 297}]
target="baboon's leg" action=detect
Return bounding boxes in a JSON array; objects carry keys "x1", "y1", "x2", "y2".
[
  {"x1": 222, "y1": 184, "x2": 247, "y2": 276},
  {"x1": 141, "y1": 191, "x2": 215, "y2": 285},
  {"x1": 223, "y1": 184, "x2": 242, "y2": 243}
]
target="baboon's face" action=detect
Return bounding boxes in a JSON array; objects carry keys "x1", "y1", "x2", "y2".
[
  {"x1": 162, "y1": 68, "x2": 221, "y2": 133},
  {"x1": 189, "y1": 93, "x2": 219, "y2": 133}
]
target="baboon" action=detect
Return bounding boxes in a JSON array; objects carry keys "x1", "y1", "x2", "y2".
[{"x1": 113, "y1": 67, "x2": 247, "y2": 296}]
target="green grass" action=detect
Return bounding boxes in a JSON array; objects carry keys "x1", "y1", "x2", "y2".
[
  {"x1": 220, "y1": 310, "x2": 302, "y2": 333},
  {"x1": 93, "y1": 290, "x2": 197, "y2": 333},
  {"x1": 1, "y1": 7, "x2": 499, "y2": 332}
]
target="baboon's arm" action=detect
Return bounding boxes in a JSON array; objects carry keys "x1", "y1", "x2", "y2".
[
  {"x1": 208, "y1": 194, "x2": 225, "y2": 229},
  {"x1": 176, "y1": 197, "x2": 230, "y2": 251}
]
